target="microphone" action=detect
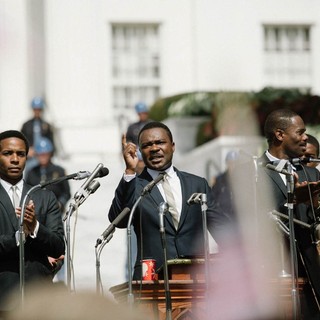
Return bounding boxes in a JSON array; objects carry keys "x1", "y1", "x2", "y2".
[
  {"x1": 40, "y1": 171, "x2": 91, "y2": 188},
  {"x1": 266, "y1": 163, "x2": 292, "y2": 177},
  {"x1": 300, "y1": 157, "x2": 320, "y2": 164},
  {"x1": 74, "y1": 163, "x2": 109, "y2": 200},
  {"x1": 141, "y1": 172, "x2": 166, "y2": 196},
  {"x1": 259, "y1": 157, "x2": 320, "y2": 167},
  {"x1": 95, "y1": 207, "x2": 130, "y2": 247},
  {"x1": 159, "y1": 202, "x2": 168, "y2": 233},
  {"x1": 187, "y1": 193, "x2": 203, "y2": 205}
]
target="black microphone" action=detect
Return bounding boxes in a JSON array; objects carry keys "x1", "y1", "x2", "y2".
[
  {"x1": 74, "y1": 164, "x2": 109, "y2": 200},
  {"x1": 40, "y1": 171, "x2": 91, "y2": 188},
  {"x1": 96, "y1": 207, "x2": 130, "y2": 246},
  {"x1": 266, "y1": 164, "x2": 292, "y2": 176},
  {"x1": 300, "y1": 157, "x2": 320, "y2": 164},
  {"x1": 141, "y1": 172, "x2": 166, "y2": 196},
  {"x1": 187, "y1": 193, "x2": 203, "y2": 205},
  {"x1": 259, "y1": 157, "x2": 320, "y2": 167}
]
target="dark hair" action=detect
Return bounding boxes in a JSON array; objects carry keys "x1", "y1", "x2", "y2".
[
  {"x1": 0, "y1": 130, "x2": 29, "y2": 154},
  {"x1": 264, "y1": 109, "x2": 300, "y2": 146},
  {"x1": 307, "y1": 134, "x2": 320, "y2": 157},
  {"x1": 138, "y1": 121, "x2": 173, "y2": 145}
]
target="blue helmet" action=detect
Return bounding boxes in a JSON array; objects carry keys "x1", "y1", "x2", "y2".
[
  {"x1": 135, "y1": 102, "x2": 148, "y2": 114},
  {"x1": 31, "y1": 97, "x2": 45, "y2": 109},
  {"x1": 35, "y1": 137, "x2": 53, "y2": 154}
]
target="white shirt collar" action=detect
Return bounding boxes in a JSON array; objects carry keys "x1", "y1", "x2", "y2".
[
  {"x1": 0, "y1": 179, "x2": 24, "y2": 196},
  {"x1": 147, "y1": 165, "x2": 175, "y2": 180}
]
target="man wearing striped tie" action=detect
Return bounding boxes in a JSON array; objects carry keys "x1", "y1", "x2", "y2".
[{"x1": 109, "y1": 121, "x2": 230, "y2": 280}]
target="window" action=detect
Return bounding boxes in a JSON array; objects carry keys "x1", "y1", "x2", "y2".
[
  {"x1": 111, "y1": 24, "x2": 161, "y2": 117},
  {"x1": 263, "y1": 25, "x2": 312, "y2": 90}
]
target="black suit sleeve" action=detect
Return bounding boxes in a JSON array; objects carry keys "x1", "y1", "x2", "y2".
[{"x1": 108, "y1": 177, "x2": 136, "y2": 228}]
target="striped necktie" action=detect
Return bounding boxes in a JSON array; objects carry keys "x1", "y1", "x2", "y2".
[{"x1": 161, "y1": 173, "x2": 179, "y2": 229}]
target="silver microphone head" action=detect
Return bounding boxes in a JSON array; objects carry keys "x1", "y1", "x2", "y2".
[{"x1": 74, "y1": 171, "x2": 91, "y2": 180}]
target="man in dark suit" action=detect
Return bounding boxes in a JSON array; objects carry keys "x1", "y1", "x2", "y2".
[
  {"x1": 0, "y1": 130, "x2": 65, "y2": 311},
  {"x1": 21, "y1": 97, "x2": 55, "y2": 175},
  {"x1": 108, "y1": 121, "x2": 229, "y2": 280},
  {"x1": 255, "y1": 109, "x2": 320, "y2": 318}
]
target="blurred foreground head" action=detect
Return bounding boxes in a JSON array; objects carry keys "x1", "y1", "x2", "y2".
[{"x1": 6, "y1": 284, "x2": 147, "y2": 320}]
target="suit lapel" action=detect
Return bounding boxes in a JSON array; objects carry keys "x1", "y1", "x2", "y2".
[
  {"x1": 0, "y1": 184, "x2": 19, "y2": 229},
  {"x1": 259, "y1": 154, "x2": 287, "y2": 197},
  {"x1": 174, "y1": 169, "x2": 190, "y2": 230}
]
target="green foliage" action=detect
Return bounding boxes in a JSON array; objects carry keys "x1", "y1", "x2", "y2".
[
  {"x1": 149, "y1": 93, "x2": 187, "y2": 121},
  {"x1": 148, "y1": 87, "x2": 320, "y2": 146},
  {"x1": 149, "y1": 92, "x2": 215, "y2": 120}
]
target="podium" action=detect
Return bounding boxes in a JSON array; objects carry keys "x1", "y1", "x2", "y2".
[
  {"x1": 110, "y1": 258, "x2": 208, "y2": 319},
  {"x1": 109, "y1": 258, "x2": 309, "y2": 319}
]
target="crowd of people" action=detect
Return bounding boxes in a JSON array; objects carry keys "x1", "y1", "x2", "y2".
[{"x1": 1, "y1": 97, "x2": 320, "y2": 319}]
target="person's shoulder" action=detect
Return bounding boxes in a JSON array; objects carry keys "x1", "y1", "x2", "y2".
[
  {"x1": 41, "y1": 118, "x2": 53, "y2": 126},
  {"x1": 46, "y1": 163, "x2": 67, "y2": 177},
  {"x1": 28, "y1": 164, "x2": 41, "y2": 173},
  {"x1": 127, "y1": 121, "x2": 140, "y2": 128},
  {"x1": 176, "y1": 168, "x2": 206, "y2": 181},
  {"x1": 21, "y1": 118, "x2": 34, "y2": 126}
]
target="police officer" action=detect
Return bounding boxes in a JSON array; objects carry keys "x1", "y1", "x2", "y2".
[
  {"x1": 21, "y1": 97, "x2": 55, "y2": 174},
  {"x1": 25, "y1": 137, "x2": 70, "y2": 213}
]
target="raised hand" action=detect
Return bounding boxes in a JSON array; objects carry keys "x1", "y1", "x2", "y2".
[{"x1": 122, "y1": 133, "x2": 139, "y2": 174}]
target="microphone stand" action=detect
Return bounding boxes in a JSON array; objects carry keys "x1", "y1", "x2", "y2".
[
  {"x1": 95, "y1": 239, "x2": 108, "y2": 295},
  {"x1": 126, "y1": 195, "x2": 142, "y2": 308},
  {"x1": 286, "y1": 162, "x2": 301, "y2": 319},
  {"x1": 18, "y1": 172, "x2": 91, "y2": 304},
  {"x1": 199, "y1": 194, "x2": 211, "y2": 303},
  {"x1": 64, "y1": 201, "x2": 78, "y2": 292},
  {"x1": 159, "y1": 202, "x2": 172, "y2": 320},
  {"x1": 95, "y1": 207, "x2": 130, "y2": 295},
  {"x1": 64, "y1": 180, "x2": 101, "y2": 292},
  {"x1": 19, "y1": 184, "x2": 41, "y2": 306},
  {"x1": 126, "y1": 173, "x2": 166, "y2": 308}
]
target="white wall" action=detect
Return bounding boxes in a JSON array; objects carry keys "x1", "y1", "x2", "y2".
[
  {"x1": 0, "y1": 0, "x2": 29, "y2": 130},
  {"x1": 1, "y1": 0, "x2": 320, "y2": 159}
]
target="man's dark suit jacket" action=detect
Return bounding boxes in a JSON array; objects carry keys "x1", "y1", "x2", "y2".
[
  {"x1": 257, "y1": 154, "x2": 320, "y2": 312},
  {"x1": 108, "y1": 167, "x2": 229, "y2": 280},
  {"x1": 21, "y1": 118, "x2": 54, "y2": 149},
  {"x1": 0, "y1": 182, "x2": 65, "y2": 308}
]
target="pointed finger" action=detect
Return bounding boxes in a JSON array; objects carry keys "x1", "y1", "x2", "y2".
[{"x1": 122, "y1": 133, "x2": 127, "y2": 149}]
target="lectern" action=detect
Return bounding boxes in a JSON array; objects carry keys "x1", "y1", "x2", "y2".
[{"x1": 109, "y1": 258, "x2": 308, "y2": 320}]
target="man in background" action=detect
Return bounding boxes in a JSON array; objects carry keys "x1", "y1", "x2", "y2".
[
  {"x1": 25, "y1": 137, "x2": 70, "y2": 214},
  {"x1": 303, "y1": 133, "x2": 320, "y2": 169},
  {"x1": 21, "y1": 97, "x2": 55, "y2": 175}
]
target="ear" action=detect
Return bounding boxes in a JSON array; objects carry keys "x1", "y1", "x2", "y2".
[
  {"x1": 275, "y1": 129, "x2": 284, "y2": 142},
  {"x1": 172, "y1": 142, "x2": 175, "y2": 152}
]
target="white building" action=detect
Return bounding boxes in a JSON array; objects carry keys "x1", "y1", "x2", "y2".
[
  {"x1": 1, "y1": 0, "x2": 320, "y2": 160},
  {"x1": 1, "y1": 0, "x2": 320, "y2": 293}
]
